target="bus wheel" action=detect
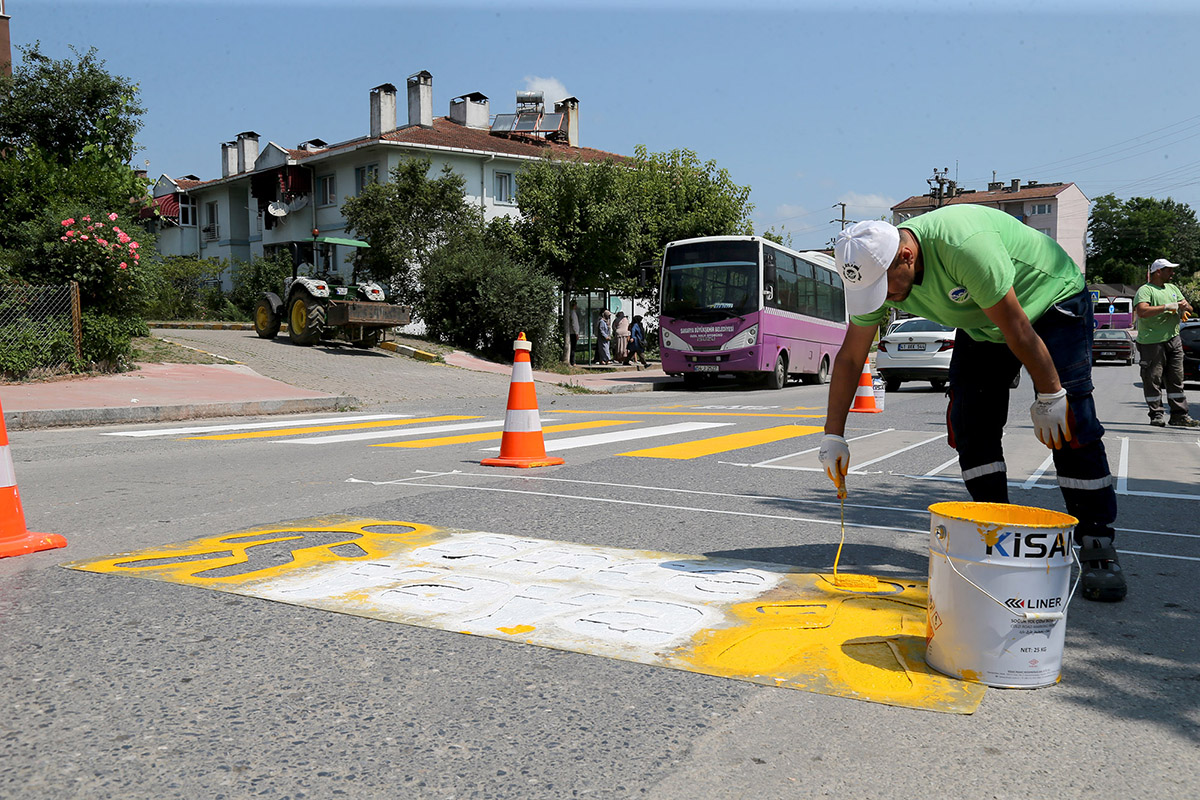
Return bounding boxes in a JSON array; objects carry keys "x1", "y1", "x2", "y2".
[
  {"x1": 766, "y1": 353, "x2": 788, "y2": 390},
  {"x1": 817, "y1": 357, "x2": 830, "y2": 384}
]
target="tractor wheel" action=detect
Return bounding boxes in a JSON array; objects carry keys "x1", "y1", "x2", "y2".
[
  {"x1": 352, "y1": 330, "x2": 380, "y2": 349},
  {"x1": 288, "y1": 293, "x2": 325, "y2": 346},
  {"x1": 254, "y1": 297, "x2": 280, "y2": 340}
]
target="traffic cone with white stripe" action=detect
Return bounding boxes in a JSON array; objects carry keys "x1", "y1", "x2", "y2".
[
  {"x1": 848, "y1": 360, "x2": 883, "y2": 414},
  {"x1": 0, "y1": 400, "x2": 66, "y2": 558},
  {"x1": 481, "y1": 333, "x2": 565, "y2": 468}
]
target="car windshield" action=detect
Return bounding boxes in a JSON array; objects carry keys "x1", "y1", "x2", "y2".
[
  {"x1": 1094, "y1": 330, "x2": 1129, "y2": 340},
  {"x1": 890, "y1": 318, "x2": 951, "y2": 334}
]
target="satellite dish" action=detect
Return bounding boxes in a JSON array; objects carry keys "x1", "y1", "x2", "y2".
[
  {"x1": 267, "y1": 201, "x2": 289, "y2": 217},
  {"x1": 287, "y1": 194, "x2": 309, "y2": 213}
]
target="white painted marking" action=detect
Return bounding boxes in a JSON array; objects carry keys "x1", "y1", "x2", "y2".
[
  {"x1": 752, "y1": 428, "x2": 893, "y2": 469},
  {"x1": 103, "y1": 414, "x2": 413, "y2": 437},
  {"x1": 852, "y1": 433, "x2": 946, "y2": 470},
  {"x1": 926, "y1": 455, "x2": 960, "y2": 476},
  {"x1": 1114, "y1": 550, "x2": 1200, "y2": 563},
  {"x1": 1021, "y1": 452, "x2": 1056, "y2": 490},
  {"x1": 480, "y1": 422, "x2": 733, "y2": 453},
  {"x1": 1117, "y1": 437, "x2": 1130, "y2": 495},
  {"x1": 281, "y1": 419, "x2": 555, "y2": 445}
]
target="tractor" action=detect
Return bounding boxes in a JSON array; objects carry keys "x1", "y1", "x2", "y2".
[{"x1": 253, "y1": 242, "x2": 411, "y2": 348}]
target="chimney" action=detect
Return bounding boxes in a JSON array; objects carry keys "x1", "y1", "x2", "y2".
[
  {"x1": 407, "y1": 70, "x2": 433, "y2": 128},
  {"x1": 370, "y1": 83, "x2": 397, "y2": 138},
  {"x1": 1010, "y1": 178, "x2": 1021, "y2": 192},
  {"x1": 555, "y1": 96, "x2": 579, "y2": 148},
  {"x1": 221, "y1": 141, "x2": 237, "y2": 178},
  {"x1": 236, "y1": 131, "x2": 259, "y2": 173},
  {"x1": 449, "y1": 92, "x2": 490, "y2": 129},
  {"x1": 1, "y1": 0, "x2": 11, "y2": 78}
]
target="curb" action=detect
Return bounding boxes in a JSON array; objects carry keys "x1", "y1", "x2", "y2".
[
  {"x1": 378, "y1": 341, "x2": 439, "y2": 362},
  {"x1": 4, "y1": 396, "x2": 359, "y2": 431}
]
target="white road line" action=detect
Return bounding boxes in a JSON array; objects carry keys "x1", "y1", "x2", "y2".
[
  {"x1": 1021, "y1": 452, "x2": 1056, "y2": 490},
  {"x1": 751, "y1": 428, "x2": 894, "y2": 469},
  {"x1": 925, "y1": 455, "x2": 960, "y2": 476},
  {"x1": 102, "y1": 414, "x2": 413, "y2": 437},
  {"x1": 1118, "y1": 437, "x2": 1130, "y2": 495},
  {"x1": 852, "y1": 433, "x2": 946, "y2": 470},
  {"x1": 281, "y1": 419, "x2": 527, "y2": 445},
  {"x1": 480, "y1": 422, "x2": 733, "y2": 453}
]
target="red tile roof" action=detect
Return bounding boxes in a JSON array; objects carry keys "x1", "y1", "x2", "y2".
[{"x1": 893, "y1": 182, "x2": 1077, "y2": 211}]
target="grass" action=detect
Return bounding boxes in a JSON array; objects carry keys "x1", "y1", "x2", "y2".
[{"x1": 130, "y1": 336, "x2": 226, "y2": 365}]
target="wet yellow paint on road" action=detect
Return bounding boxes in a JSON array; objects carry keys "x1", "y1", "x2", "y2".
[
  {"x1": 188, "y1": 416, "x2": 480, "y2": 440},
  {"x1": 373, "y1": 420, "x2": 632, "y2": 448},
  {"x1": 621, "y1": 424, "x2": 824, "y2": 459},
  {"x1": 554, "y1": 410, "x2": 824, "y2": 419},
  {"x1": 64, "y1": 517, "x2": 985, "y2": 714}
]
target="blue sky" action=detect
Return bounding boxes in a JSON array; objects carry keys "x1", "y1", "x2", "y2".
[{"x1": 9, "y1": 0, "x2": 1200, "y2": 250}]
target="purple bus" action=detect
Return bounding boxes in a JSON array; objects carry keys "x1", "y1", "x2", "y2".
[
  {"x1": 1093, "y1": 296, "x2": 1134, "y2": 330},
  {"x1": 658, "y1": 236, "x2": 848, "y2": 389}
]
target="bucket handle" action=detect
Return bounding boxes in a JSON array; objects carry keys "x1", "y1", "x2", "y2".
[{"x1": 933, "y1": 524, "x2": 1081, "y2": 622}]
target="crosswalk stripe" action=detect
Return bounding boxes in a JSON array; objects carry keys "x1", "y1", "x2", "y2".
[
  {"x1": 189, "y1": 415, "x2": 480, "y2": 441},
  {"x1": 374, "y1": 420, "x2": 632, "y2": 449},
  {"x1": 621, "y1": 425, "x2": 824, "y2": 460},
  {"x1": 282, "y1": 419, "x2": 512, "y2": 445},
  {"x1": 103, "y1": 414, "x2": 413, "y2": 438},
  {"x1": 481, "y1": 422, "x2": 734, "y2": 453}
]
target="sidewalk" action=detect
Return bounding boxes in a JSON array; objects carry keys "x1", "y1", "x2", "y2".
[{"x1": 0, "y1": 326, "x2": 681, "y2": 430}]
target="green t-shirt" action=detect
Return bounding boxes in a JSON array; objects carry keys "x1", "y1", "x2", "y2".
[
  {"x1": 850, "y1": 205, "x2": 1084, "y2": 343},
  {"x1": 1133, "y1": 282, "x2": 1186, "y2": 344}
]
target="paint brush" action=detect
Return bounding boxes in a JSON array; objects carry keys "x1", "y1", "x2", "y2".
[{"x1": 829, "y1": 486, "x2": 881, "y2": 591}]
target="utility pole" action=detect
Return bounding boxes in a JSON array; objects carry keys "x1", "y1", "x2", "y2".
[
  {"x1": 831, "y1": 202, "x2": 852, "y2": 230},
  {"x1": 927, "y1": 167, "x2": 950, "y2": 207}
]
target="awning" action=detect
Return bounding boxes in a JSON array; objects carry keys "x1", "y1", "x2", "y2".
[{"x1": 307, "y1": 236, "x2": 370, "y2": 248}]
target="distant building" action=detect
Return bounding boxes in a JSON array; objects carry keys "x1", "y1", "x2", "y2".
[
  {"x1": 148, "y1": 71, "x2": 623, "y2": 289},
  {"x1": 892, "y1": 178, "x2": 1089, "y2": 272}
]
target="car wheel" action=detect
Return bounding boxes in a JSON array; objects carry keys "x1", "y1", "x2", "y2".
[
  {"x1": 884, "y1": 377, "x2": 901, "y2": 392},
  {"x1": 931, "y1": 379, "x2": 948, "y2": 391}
]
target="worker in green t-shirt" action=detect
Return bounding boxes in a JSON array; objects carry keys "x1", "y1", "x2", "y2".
[
  {"x1": 1133, "y1": 258, "x2": 1197, "y2": 428},
  {"x1": 817, "y1": 205, "x2": 1125, "y2": 602}
]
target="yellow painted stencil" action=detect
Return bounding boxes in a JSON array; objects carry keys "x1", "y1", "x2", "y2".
[{"x1": 63, "y1": 517, "x2": 985, "y2": 714}]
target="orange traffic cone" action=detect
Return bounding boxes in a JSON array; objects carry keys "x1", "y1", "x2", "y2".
[
  {"x1": 0, "y1": 399, "x2": 66, "y2": 558},
  {"x1": 848, "y1": 360, "x2": 883, "y2": 414},
  {"x1": 481, "y1": 333, "x2": 565, "y2": 468}
]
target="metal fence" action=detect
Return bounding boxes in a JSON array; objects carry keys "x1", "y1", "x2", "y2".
[{"x1": 0, "y1": 283, "x2": 82, "y2": 379}]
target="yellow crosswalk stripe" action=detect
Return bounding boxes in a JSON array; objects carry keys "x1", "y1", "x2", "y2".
[
  {"x1": 188, "y1": 416, "x2": 481, "y2": 440},
  {"x1": 373, "y1": 419, "x2": 633, "y2": 448},
  {"x1": 554, "y1": 410, "x2": 823, "y2": 419},
  {"x1": 621, "y1": 424, "x2": 824, "y2": 460}
]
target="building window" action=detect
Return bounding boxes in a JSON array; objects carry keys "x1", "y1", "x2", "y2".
[
  {"x1": 494, "y1": 171, "x2": 514, "y2": 204},
  {"x1": 355, "y1": 164, "x2": 379, "y2": 195},
  {"x1": 1035, "y1": 227, "x2": 1052, "y2": 237},
  {"x1": 179, "y1": 194, "x2": 196, "y2": 226},
  {"x1": 202, "y1": 201, "x2": 219, "y2": 241},
  {"x1": 1030, "y1": 203, "x2": 1052, "y2": 216},
  {"x1": 318, "y1": 174, "x2": 337, "y2": 206}
]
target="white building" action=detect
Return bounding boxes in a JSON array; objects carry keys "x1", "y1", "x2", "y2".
[
  {"x1": 891, "y1": 179, "x2": 1090, "y2": 271},
  {"x1": 149, "y1": 70, "x2": 623, "y2": 289}
]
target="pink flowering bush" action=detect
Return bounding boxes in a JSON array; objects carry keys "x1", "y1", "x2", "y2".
[{"x1": 46, "y1": 211, "x2": 151, "y2": 318}]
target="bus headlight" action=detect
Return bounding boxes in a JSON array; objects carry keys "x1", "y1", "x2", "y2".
[
  {"x1": 722, "y1": 325, "x2": 758, "y2": 350},
  {"x1": 661, "y1": 330, "x2": 694, "y2": 352}
]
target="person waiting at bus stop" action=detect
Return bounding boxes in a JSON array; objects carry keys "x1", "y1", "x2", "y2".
[
  {"x1": 1134, "y1": 258, "x2": 1198, "y2": 428},
  {"x1": 816, "y1": 206, "x2": 1126, "y2": 602}
]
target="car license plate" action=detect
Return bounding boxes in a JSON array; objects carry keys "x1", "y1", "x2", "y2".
[
  {"x1": 1101, "y1": 351, "x2": 1115, "y2": 357},
  {"x1": 898, "y1": 343, "x2": 924, "y2": 351},
  {"x1": 693, "y1": 364, "x2": 719, "y2": 372}
]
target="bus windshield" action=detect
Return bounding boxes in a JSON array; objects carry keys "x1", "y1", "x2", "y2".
[{"x1": 662, "y1": 240, "x2": 759, "y2": 322}]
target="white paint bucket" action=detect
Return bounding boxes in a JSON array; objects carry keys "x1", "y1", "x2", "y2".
[
  {"x1": 872, "y1": 378, "x2": 885, "y2": 411},
  {"x1": 926, "y1": 502, "x2": 1080, "y2": 688}
]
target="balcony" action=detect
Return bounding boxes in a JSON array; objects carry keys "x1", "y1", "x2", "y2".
[{"x1": 201, "y1": 224, "x2": 220, "y2": 242}]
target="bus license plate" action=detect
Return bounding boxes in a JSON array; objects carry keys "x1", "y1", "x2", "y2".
[
  {"x1": 898, "y1": 343, "x2": 925, "y2": 351},
  {"x1": 693, "y1": 365, "x2": 719, "y2": 372}
]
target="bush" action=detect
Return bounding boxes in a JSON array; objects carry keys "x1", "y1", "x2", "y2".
[
  {"x1": 144, "y1": 255, "x2": 228, "y2": 320},
  {"x1": 36, "y1": 210, "x2": 155, "y2": 319},
  {"x1": 80, "y1": 311, "x2": 141, "y2": 369},
  {"x1": 421, "y1": 236, "x2": 560, "y2": 367},
  {"x1": 230, "y1": 251, "x2": 292, "y2": 316},
  {"x1": 0, "y1": 322, "x2": 77, "y2": 378}
]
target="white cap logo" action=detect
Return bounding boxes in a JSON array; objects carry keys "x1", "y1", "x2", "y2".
[{"x1": 843, "y1": 263, "x2": 863, "y2": 284}]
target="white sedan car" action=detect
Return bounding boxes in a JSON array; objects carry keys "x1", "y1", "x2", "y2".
[{"x1": 875, "y1": 317, "x2": 955, "y2": 392}]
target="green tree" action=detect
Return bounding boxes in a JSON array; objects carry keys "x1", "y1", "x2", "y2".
[
  {"x1": 341, "y1": 157, "x2": 478, "y2": 312},
  {"x1": 1087, "y1": 194, "x2": 1200, "y2": 285}
]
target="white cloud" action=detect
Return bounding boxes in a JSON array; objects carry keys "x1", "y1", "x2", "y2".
[
  {"x1": 522, "y1": 76, "x2": 570, "y2": 108},
  {"x1": 771, "y1": 203, "x2": 812, "y2": 222},
  {"x1": 837, "y1": 191, "x2": 898, "y2": 223}
]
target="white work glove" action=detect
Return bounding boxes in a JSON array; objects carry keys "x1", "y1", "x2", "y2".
[
  {"x1": 1030, "y1": 388, "x2": 1073, "y2": 449},
  {"x1": 818, "y1": 434, "x2": 850, "y2": 498},
  {"x1": 1165, "y1": 302, "x2": 1180, "y2": 313}
]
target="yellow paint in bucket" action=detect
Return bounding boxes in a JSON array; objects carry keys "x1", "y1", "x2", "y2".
[{"x1": 926, "y1": 502, "x2": 1079, "y2": 688}]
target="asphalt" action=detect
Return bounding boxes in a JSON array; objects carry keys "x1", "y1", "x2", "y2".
[{"x1": 0, "y1": 325, "x2": 678, "y2": 430}]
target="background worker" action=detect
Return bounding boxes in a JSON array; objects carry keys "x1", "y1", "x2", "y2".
[
  {"x1": 817, "y1": 206, "x2": 1126, "y2": 602},
  {"x1": 1133, "y1": 258, "x2": 1198, "y2": 428}
]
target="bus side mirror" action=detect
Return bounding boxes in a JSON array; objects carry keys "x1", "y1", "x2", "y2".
[
  {"x1": 638, "y1": 265, "x2": 655, "y2": 289},
  {"x1": 763, "y1": 286, "x2": 775, "y2": 301}
]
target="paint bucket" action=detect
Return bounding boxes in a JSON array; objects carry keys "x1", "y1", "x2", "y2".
[
  {"x1": 926, "y1": 502, "x2": 1080, "y2": 688},
  {"x1": 872, "y1": 377, "x2": 886, "y2": 411}
]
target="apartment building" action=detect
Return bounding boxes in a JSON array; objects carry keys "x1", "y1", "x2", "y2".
[
  {"x1": 149, "y1": 70, "x2": 623, "y2": 289},
  {"x1": 891, "y1": 179, "x2": 1090, "y2": 271}
]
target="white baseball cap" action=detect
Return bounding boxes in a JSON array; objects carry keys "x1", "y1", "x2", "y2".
[
  {"x1": 1150, "y1": 258, "x2": 1180, "y2": 273},
  {"x1": 835, "y1": 220, "x2": 901, "y2": 316}
]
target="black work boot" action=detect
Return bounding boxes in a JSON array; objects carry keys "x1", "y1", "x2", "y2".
[{"x1": 1078, "y1": 535, "x2": 1128, "y2": 602}]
